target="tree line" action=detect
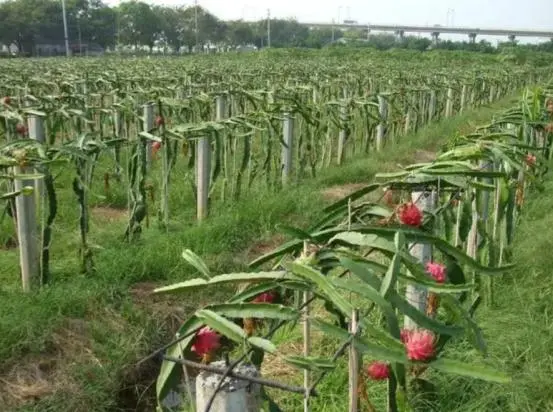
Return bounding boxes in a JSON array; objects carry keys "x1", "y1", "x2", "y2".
[
  {"x1": 0, "y1": 0, "x2": 343, "y2": 54},
  {"x1": 1, "y1": 0, "x2": 552, "y2": 56}
]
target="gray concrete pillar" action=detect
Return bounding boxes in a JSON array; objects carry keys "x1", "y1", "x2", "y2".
[{"x1": 395, "y1": 29, "x2": 405, "y2": 42}]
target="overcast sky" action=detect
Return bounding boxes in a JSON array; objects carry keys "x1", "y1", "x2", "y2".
[{"x1": 111, "y1": 0, "x2": 553, "y2": 44}]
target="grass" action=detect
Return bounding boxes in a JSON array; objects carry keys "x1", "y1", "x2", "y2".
[
  {"x1": 0, "y1": 94, "x2": 527, "y2": 411},
  {"x1": 430, "y1": 176, "x2": 553, "y2": 412}
]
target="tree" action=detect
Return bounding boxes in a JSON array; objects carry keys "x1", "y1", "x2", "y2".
[
  {"x1": 367, "y1": 33, "x2": 398, "y2": 50},
  {"x1": 156, "y1": 6, "x2": 226, "y2": 53},
  {"x1": 304, "y1": 28, "x2": 342, "y2": 48},
  {"x1": 342, "y1": 28, "x2": 366, "y2": 42},
  {"x1": 265, "y1": 18, "x2": 309, "y2": 48},
  {"x1": 404, "y1": 36, "x2": 432, "y2": 51},
  {"x1": 0, "y1": 0, "x2": 56, "y2": 54},
  {"x1": 194, "y1": 6, "x2": 227, "y2": 46},
  {"x1": 226, "y1": 20, "x2": 255, "y2": 46},
  {"x1": 85, "y1": 5, "x2": 117, "y2": 49},
  {"x1": 156, "y1": 6, "x2": 183, "y2": 52},
  {"x1": 117, "y1": 1, "x2": 161, "y2": 50}
]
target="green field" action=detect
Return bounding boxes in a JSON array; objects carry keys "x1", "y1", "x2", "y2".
[{"x1": 1, "y1": 49, "x2": 553, "y2": 412}]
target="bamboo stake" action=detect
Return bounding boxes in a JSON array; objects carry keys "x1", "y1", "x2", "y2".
[{"x1": 348, "y1": 309, "x2": 361, "y2": 412}]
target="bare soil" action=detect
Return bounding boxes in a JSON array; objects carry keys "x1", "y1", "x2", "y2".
[{"x1": 90, "y1": 206, "x2": 128, "y2": 223}]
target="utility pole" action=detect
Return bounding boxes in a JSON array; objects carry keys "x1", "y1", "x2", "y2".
[
  {"x1": 267, "y1": 9, "x2": 271, "y2": 48},
  {"x1": 116, "y1": 13, "x2": 120, "y2": 53},
  {"x1": 446, "y1": 8, "x2": 455, "y2": 26},
  {"x1": 61, "y1": 0, "x2": 70, "y2": 56},
  {"x1": 194, "y1": 0, "x2": 199, "y2": 52},
  {"x1": 77, "y1": 11, "x2": 83, "y2": 56}
]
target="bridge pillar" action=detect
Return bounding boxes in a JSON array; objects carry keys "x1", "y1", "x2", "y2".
[
  {"x1": 508, "y1": 34, "x2": 516, "y2": 43},
  {"x1": 468, "y1": 33, "x2": 477, "y2": 44},
  {"x1": 395, "y1": 29, "x2": 405, "y2": 42},
  {"x1": 431, "y1": 32, "x2": 440, "y2": 46}
]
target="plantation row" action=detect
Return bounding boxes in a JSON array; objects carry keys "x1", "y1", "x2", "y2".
[
  {"x1": 151, "y1": 80, "x2": 553, "y2": 411},
  {"x1": 0, "y1": 51, "x2": 551, "y2": 289}
]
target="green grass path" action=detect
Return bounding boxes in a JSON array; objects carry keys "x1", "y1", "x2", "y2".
[
  {"x1": 434, "y1": 174, "x2": 553, "y2": 412},
  {"x1": 0, "y1": 95, "x2": 528, "y2": 411}
]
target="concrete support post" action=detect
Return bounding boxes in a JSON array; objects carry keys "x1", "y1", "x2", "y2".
[
  {"x1": 460, "y1": 84, "x2": 467, "y2": 112},
  {"x1": 405, "y1": 190, "x2": 436, "y2": 329},
  {"x1": 395, "y1": 29, "x2": 405, "y2": 42},
  {"x1": 195, "y1": 361, "x2": 261, "y2": 412},
  {"x1": 445, "y1": 87, "x2": 454, "y2": 117},
  {"x1": 431, "y1": 32, "x2": 440, "y2": 46},
  {"x1": 143, "y1": 103, "x2": 154, "y2": 166},
  {"x1": 428, "y1": 90, "x2": 437, "y2": 123}
]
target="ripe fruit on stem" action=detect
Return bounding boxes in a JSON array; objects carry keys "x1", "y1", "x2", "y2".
[
  {"x1": 152, "y1": 141, "x2": 162, "y2": 158},
  {"x1": 252, "y1": 290, "x2": 277, "y2": 303},
  {"x1": 155, "y1": 115, "x2": 165, "y2": 127},
  {"x1": 404, "y1": 329, "x2": 435, "y2": 361},
  {"x1": 398, "y1": 202, "x2": 423, "y2": 227},
  {"x1": 425, "y1": 262, "x2": 446, "y2": 283},
  {"x1": 15, "y1": 123, "x2": 27, "y2": 136},
  {"x1": 366, "y1": 361, "x2": 390, "y2": 380},
  {"x1": 191, "y1": 326, "x2": 221, "y2": 361}
]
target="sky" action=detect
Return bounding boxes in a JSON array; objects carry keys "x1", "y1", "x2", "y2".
[{"x1": 107, "y1": 0, "x2": 553, "y2": 44}]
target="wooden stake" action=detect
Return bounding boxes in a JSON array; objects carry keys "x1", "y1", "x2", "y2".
[
  {"x1": 376, "y1": 95, "x2": 387, "y2": 151},
  {"x1": 303, "y1": 241, "x2": 311, "y2": 412},
  {"x1": 14, "y1": 166, "x2": 39, "y2": 292},
  {"x1": 196, "y1": 133, "x2": 211, "y2": 221},
  {"x1": 337, "y1": 98, "x2": 348, "y2": 165},
  {"x1": 348, "y1": 309, "x2": 361, "y2": 412}
]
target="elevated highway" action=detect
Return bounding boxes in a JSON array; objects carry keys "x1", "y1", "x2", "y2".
[{"x1": 302, "y1": 21, "x2": 553, "y2": 44}]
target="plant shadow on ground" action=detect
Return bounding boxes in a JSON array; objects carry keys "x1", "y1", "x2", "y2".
[{"x1": 0, "y1": 95, "x2": 522, "y2": 411}]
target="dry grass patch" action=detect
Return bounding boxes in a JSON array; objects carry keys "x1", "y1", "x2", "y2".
[
  {"x1": 90, "y1": 206, "x2": 128, "y2": 223},
  {"x1": 0, "y1": 319, "x2": 94, "y2": 410},
  {"x1": 321, "y1": 183, "x2": 367, "y2": 202},
  {"x1": 130, "y1": 282, "x2": 191, "y2": 332},
  {"x1": 245, "y1": 234, "x2": 287, "y2": 262},
  {"x1": 412, "y1": 149, "x2": 436, "y2": 163}
]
